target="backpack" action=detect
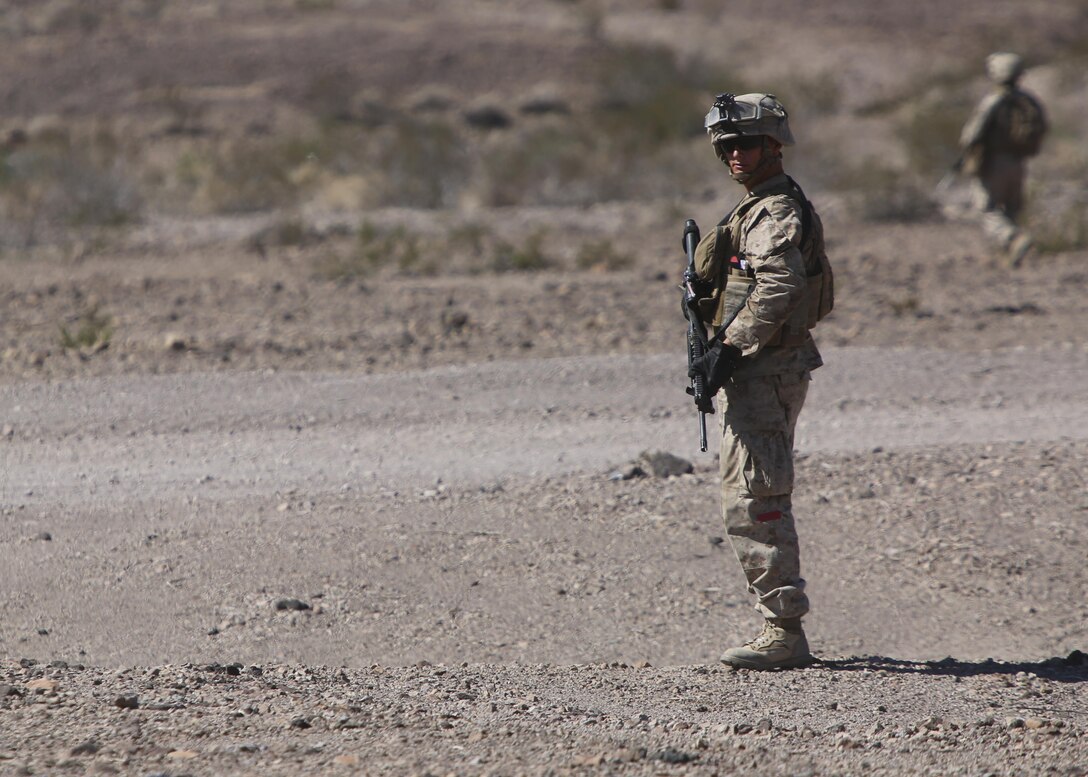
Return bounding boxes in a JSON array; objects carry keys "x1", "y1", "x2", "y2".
[
  {"x1": 785, "y1": 177, "x2": 834, "y2": 326},
  {"x1": 991, "y1": 90, "x2": 1047, "y2": 157}
]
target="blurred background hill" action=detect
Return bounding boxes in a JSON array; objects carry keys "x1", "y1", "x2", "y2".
[
  {"x1": 1, "y1": 0, "x2": 1085, "y2": 257},
  {"x1": 0, "y1": 0, "x2": 1085, "y2": 382}
]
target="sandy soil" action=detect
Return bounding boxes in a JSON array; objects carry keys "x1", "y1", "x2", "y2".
[{"x1": 2, "y1": 2, "x2": 1088, "y2": 776}]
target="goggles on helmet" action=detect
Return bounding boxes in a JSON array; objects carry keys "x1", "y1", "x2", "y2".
[{"x1": 704, "y1": 93, "x2": 764, "y2": 131}]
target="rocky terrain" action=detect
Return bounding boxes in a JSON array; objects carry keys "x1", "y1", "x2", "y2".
[{"x1": 1, "y1": 1, "x2": 1087, "y2": 775}]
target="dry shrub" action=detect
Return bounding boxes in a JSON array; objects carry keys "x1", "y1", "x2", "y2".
[
  {"x1": 366, "y1": 119, "x2": 470, "y2": 209},
  {"x1": 471, "y1": 42, "x2": 727, "y2": 207},
  {"x1": 314, "y1": 222, "x2": 558, "y2": 279},
  {"x1": 896, "y1": 94, "x2": 971, "y2": 177},
  {"x1": 576, "y1": 238, "x2": 631, "y2": 271},
  {"x1": 487, "y1": 231, "x2": 553, "y2": 273},
  {"x1": 316, "y1": 222, "x2": 425, "y2": 280},
  {"x1": 829, "y1": 162, "x2": 939, "y2": 224},
  {"x1": 592, "y1": 43, "x2": 708, "y2": 152},
  {"x1": 0, "y1": 126, "x2": 141, "y2": 247},
  {"x1": 179, "y1": 136, "x2": 316, "y2": 214},
  {"x1": 58, "y1": 304, "x2": 114, "y2": 352},
  {"x1": 475, "y1": 125, "x2": 601, "y2": 207}
]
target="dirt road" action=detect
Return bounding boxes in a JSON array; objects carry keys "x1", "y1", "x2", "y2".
[{"x1": 4, "y1": 346, "x2": 1086, "y2": 505}]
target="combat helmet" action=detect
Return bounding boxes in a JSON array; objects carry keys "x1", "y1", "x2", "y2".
[
  {"x1": 986, "y1": 52, "x2": 1024, "y2": 85},
  {"x1": 705, "y1": 93, "x2": 795, "y2": 153}
]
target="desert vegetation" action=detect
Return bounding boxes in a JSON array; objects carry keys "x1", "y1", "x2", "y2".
[{"x1": 1, "y1": 0, "x2": 1085, "y2": 268}]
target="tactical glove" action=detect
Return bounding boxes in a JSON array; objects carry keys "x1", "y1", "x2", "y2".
[{"x1": 688, "y1": 339, "x2": 742, "y2": 395}]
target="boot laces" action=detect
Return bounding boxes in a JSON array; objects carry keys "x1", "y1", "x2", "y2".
[{"x1": 745, "y1": 621, "x2": 784, "y2": 650}]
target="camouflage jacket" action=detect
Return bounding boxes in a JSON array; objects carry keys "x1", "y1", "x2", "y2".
[{"x1": 693, "y1": 174, "x2": 824, "y2": 379}]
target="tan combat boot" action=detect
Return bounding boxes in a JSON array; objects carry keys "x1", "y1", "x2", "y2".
[
  {"x1": 1007, "y1": 232, "x2": 1033, "y2": 268},
  {"x1": 719, "y1": 618, "x2": 814, "y2": 670}
]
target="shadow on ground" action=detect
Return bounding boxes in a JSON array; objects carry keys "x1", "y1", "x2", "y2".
[{"x1": 819, "y1": 650, "x2": 1088, "y2": 682}]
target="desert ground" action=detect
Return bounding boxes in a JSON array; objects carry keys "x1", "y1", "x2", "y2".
[{"x1": 1, "y1": 1, "x2": 1087, "y2": 775}]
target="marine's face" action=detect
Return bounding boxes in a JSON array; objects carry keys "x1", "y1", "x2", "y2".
[
  {"x1": 719, "y1": 135, "x2": 765, "y2": 179},
  {"x1": 718, "y1": 135, "x2": 781, "y2": 186}
]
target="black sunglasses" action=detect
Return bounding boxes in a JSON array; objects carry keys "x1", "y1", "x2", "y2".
[{"x1": 715, "y1": 135, "x2": 764, "y2": 153}]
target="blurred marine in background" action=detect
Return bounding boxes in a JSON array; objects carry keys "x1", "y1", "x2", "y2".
[
  {"x1": 686, "y1": 93, "x2": 833, "y2": 670},
  {"x1": 957, "y1": 52, "x2": 1048, "y2": 266}
]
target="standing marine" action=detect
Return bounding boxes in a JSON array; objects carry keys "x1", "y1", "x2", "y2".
[
  {"x1": 686, "y1": 93, "x2": 833, "y2": 670},
  {"x1": 957, "y1": 52, "x2": 1047, "y2": 266}
]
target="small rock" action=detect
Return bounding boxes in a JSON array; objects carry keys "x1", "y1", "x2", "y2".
[
  {"x1": 572, "y1": 753, "x2": 605, "y2": 767},
  {"x1": 639, "y1": 450, "x2": 693, "y2": 478},
  {"x1": 70, "y1": 740, "x2": 100, "y2": 756},
  {"x1": 26, "y1": 678, "x2": 58, "y2": 694},
  {"x1": 609, "y1": 465, "x2": 646, "y2": 481},
  {"x1": 463, "y1": 104, "x2": 511, "y2": 130},
  {"x1": 654, "y1": 749, "x2": 697, "y2": 764},
  {"x1": 519, "y1": 95, "x2": 571, "y2": 116},
  {"x1": 114, "y1": 694, "x2": 139, "y2": 709},
  {"x1": 163, "y1": 333, "x2": 187, "y2": 351},
  {"x1": 166, "y1": 749, "x2": 199, "y2": 759},
  {"x1": 441, "y1": 310, "x2": 470, "y2": 334},
  {"x1": 275, "y1": 598, "x2": 311, "y2": 612}
]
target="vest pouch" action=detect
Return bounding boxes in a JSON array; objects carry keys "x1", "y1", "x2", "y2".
[
  {"x1": 693, "y1": 225, "x2": 731, "y2": 327},
  {"x1": 696, "y1": 292, "x2": 720, "y2": 325},
  {"x1": 769, "y1": 256, "x2": 832, "y2": 347},
  {"x1": 716, "y1": 274, "x2": 754, "y2": 329},
  {"x1": 804, "y1": 271, "x2": 833, "y2": 328}
]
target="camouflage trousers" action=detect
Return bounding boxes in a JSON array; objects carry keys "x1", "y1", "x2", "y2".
[
  {"x1": 970, "y1": 153, "x2": 1027, "y2": 248},
  {"x1": 719, "y1": 370, "x2": 810, "y2": 620}
]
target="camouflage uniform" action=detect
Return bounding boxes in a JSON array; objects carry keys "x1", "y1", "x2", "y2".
[
  {"x1": 693, "y1": 172, "x2": 826, "y2": 621},
  {"x1": 958, "y1": 52, "x2": 1047, "y2": 262}
]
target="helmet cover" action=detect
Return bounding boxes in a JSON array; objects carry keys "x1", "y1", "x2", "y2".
[
  {"x1": 986, "y1": 52, "x2": 1024, "y2": 85},
  {"x1": 705, "y1": 92, "x2": 795, "y2": 147}
]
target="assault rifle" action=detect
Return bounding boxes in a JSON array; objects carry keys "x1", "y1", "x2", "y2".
[
  {"x1": 681, "y1": 218, "x2": 753, "y2": 452},
  {"x1": 681, "y1": 219, "x2": 713, "y2": 451}
]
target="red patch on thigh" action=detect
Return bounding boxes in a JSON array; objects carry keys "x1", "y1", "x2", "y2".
[{"x1": 756, "y1": 510, "x2": 782, "y2": 523}]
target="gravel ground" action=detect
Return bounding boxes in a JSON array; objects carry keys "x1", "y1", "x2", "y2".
[{"x1": 2, "y1": 653, "x2": 1086, "y2": 777}]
